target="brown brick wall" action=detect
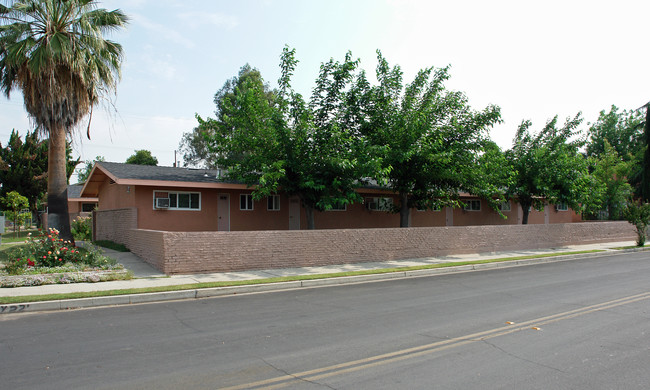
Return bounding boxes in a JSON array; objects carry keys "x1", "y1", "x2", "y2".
[
  {"x1": 157, "y1": 222, "x2": 635, "y2": 274},
  {"x1": 93, "y1": 208, "x2": 137, "y2": 245},
  {"x1": 93, "y1": 208, "x2": 636, "y2": 274}
]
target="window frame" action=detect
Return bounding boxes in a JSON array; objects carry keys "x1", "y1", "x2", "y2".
[
  {"x1": 556, "y1": 202, "x2": 568, "y2": 211},
  {"x1": 267, "y1": 195, "x2": 281, "y2": 211},
  {"x1": 365, "y1": 197, "x2": 393, "y2": 211},
  {"x1": 463, "y1": 199, "x2": 481, "y2": 211},
  {"x1": 153, "y1": 191, "x2": 201, "y2": 211},
  {"x1": 240, "y1": 193, "x2": 254, "y2": 211},
  {"x1": 498, "y1": 200, "x2": 511, "y2": 212},
  {"x1": 328, "y1": 202, "x2": 347, "y2": 211},
  {"x1": 81, "y1": 203, "x2": 96, "y2": 212}
]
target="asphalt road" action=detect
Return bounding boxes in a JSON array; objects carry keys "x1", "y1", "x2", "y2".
[{"x1": 1, "y1": 251, "x2": 649, "y2": 389}]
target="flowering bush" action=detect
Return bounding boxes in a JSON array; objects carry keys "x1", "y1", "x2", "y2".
[
  {"x1": 4, "y1": 228, "x2": 117, "y2": 275},
  {"x1": 71, "y1": 216, "x2": 92, "y2": 241}
]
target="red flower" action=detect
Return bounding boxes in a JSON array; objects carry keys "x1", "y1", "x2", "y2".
[
  {"x1": 27, "y1": 260, "x2": 35, "y2": 267},
  {"x1": 58, "y1": 258, "x2": 62, "y2": 262}
]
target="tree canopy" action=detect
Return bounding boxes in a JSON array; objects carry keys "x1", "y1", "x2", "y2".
[
  {"x1": 1, "y1": 190, "x2": 29, "y2": 235},
  {"x1": 180, "y1": 64, "x2": 275, "y2": 169},
  {"x1": 77, "y1": 156, "x2": 105, "y2": 183},
  {"x1": 0, "y1": 129, "x2": 78, "y2": 221},
  {"x1": 0, "y1": 0, "x2": 127, "y2": 240},
  {"x1": 354, "y1": 51, "x2": 503, "y2": 226},
  {"x1": 126, "y1": 150, "x2": 158, "y2": 166},
  {"x1": 506, "y1": 114, "x2": 601, "y2": 224},
  {"x1": 199, "y1": 48, "x2": 383, "y2": 229}
]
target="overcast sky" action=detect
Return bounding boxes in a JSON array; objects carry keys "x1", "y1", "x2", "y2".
[{"x1": 1, "y1": 0, "x2": 648, "y2": 182}]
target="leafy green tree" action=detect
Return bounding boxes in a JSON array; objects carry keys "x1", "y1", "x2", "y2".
[
  {"x1": 180, "y1": 64, "x2": 275, "y2": 169},
  {"x1": 0, "y1": 129, "x2": 79, "y2": 224},
  {"x1": 623, "y1": 200, "x2": 650, "y2": 246},
  {"x1": 586, "y1": 105, "x2": 645, "y2": 196},
  {"x1": 1, "y1": 190, "x2": 29, "y2": 236},
  {"x1": 126, "y1": 150, "x2": 158, "y2": 166},
  {"x1": 589, "y1": 141, "x2": 633, "y2": 220},
  {"x1": 0, "y1": 0, "x2": 128, "y2": 240},
  {"x1": 354, "y1": 51, "x2": 503, "y2": 227},
  {"x1": 507, "y1": 114, "x2": 602, "y2": 224},
  {"x1": 77, "y1": 156, "x2": 105, "y2": 183},
  {"x1": 200, "y1": 48, "x2": 382, "y2": 229}
]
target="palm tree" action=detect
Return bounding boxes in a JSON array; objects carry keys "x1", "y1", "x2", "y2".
[{"x1": 0, "y1": 0, "x2": 127, "y2": 240}]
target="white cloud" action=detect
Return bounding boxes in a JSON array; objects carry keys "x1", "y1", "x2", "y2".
[
  {"x1": 178, "y1": 12, "x2": 239, "y2": 30},
  {"x1": 131, "y1": 12, "x2": 196, "y2": 49}
]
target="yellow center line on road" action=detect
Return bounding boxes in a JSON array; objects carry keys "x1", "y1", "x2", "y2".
[{"x1": 222, "y1": 291, "x2": 650, "y2": 390}]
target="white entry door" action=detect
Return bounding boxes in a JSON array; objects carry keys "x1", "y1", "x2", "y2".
[{"x1": 217, "y1": 193, "x2": 230, "y2": 231}]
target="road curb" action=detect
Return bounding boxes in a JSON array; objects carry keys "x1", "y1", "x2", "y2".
[{"x1": 0, "y1": 249, "x2": 641, "y2": 314}]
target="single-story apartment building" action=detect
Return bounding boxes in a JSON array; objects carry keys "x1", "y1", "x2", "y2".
[
  {"x1": 80, "y1": 162, "x2": 581, "y2": 232},
  {"x1": 67, "y1": 184, "x2": 98, "y2": 222}
]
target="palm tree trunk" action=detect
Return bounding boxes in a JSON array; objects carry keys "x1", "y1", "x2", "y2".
[{"x1": 47, "y1": 127, "x2": 73, "y2": 241}]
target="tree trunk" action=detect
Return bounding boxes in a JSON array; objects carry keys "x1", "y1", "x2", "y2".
[
  {"x1": 304, "y1": 204, "x2": 316, "y2": 230},
  {"x1": 641, "y1": 104, "x2": 650, "y2": 202},
  {"x1": 520, "y1": 200, "x2": 531, "y2": 225},
  {"x1": 47, "y1": 127, "x2": 74, "y2": 242},
  {"x1": 399, "y1": 192, "x2": 411, "y2": 228}
]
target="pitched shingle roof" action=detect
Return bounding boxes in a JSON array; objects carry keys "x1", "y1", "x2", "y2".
[
  {"x1": 97, "y1": 162, "x2": 227, "y2": 183},
  {"x1": 68, "y1": 185, "x2": 84, "y2": 198}
]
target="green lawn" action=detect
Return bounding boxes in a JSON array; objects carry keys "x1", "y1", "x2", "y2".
[{"x1": 0, "y1": 229, "x2": 39, "y2": 244}]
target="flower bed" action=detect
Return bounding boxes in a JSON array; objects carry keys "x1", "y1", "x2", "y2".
[
  {"x1": 0, "y1": 269, "x2": 131, "y2": 288},
  {"x1": 0, "y1": 228, "x2": 132, "y2": 287}
]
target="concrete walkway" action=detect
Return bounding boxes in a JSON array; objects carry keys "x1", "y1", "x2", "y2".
[{"x1": 1, "y1": 240, "x2": 639, "y2": 303}]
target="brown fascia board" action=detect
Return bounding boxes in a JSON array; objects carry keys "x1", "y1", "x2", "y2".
[{"x1": 79, "y1": 163, "x2": 112, "y2": 197}]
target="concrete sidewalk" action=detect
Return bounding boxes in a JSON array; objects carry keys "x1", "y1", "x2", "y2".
[{"x1": 1, "y1": 240, "x2": 640, "y2": 302}]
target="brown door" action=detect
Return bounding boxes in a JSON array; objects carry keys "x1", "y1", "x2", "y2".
[
  {"x1": 217, "y1": 193, "x2": 230, "y2": 231},
  {"x1": 289, "y1": 197, "x2": 300, "y2": 230}
]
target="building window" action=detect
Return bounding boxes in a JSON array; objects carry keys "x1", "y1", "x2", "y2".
[
  {"x1": 499, "y1": 201, "x2": 511, "y2": 212},
  {"x1": 81, "y1": 203, "x2": 96, "y2": 212},
  {"x1": 240, "y1": 194, "x2": 254, "y2": 210},
  {"x1": 328, "y1": 202, "x2": 347, "y2": 211},
  {"x1": 365, "y1": 197, "x2": 393, "y2": 211},
  {"x1": 417, "y1": 204, "x2": 441, "y2": 212},
  {"x1": 153, "y1": 191, "x2": 200, "y2": 210},
  {"x1": 556, "y1": 202, "x2": 568, "y2": 211},
  {"x1": 267, "y1": 195, "x2": 280, "y2": 211},
  {"x1": 463, "y1": 200, "x2": 481, "y2": 211}
]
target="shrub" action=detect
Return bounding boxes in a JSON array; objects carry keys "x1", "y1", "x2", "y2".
[
  {"x1": 7, "y1": 228, "x2": 116, "y2": 273},
  {"x1": 5, "y1": 257, "x2": 35, "y2": 275},
  {"x1": 623, "y1": 200, "x2": 650, "y2": 246},
  {"x1": 71, "y1": 216, "x2": 92, "y2": 241}
]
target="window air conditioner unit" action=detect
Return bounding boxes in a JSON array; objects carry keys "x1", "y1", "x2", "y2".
[{"x1": 155, "y1": 198, "x2": 170, "y2": 209}]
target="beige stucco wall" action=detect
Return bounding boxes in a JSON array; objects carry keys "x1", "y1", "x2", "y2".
[{"x1": 96, "y1": 183, "x2": 582, "y2": 232}]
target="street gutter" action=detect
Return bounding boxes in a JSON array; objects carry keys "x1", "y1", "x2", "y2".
[{"x1": 0, "y1": 248, "x2": 642, "y2": 315}]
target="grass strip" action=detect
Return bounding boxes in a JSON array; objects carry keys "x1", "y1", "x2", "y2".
[
  {"x1": 0, "y1": 249, "x2": 604, "y2": 305},
  {"x1": 0, "y1": 230, "x2": 40, "y2": 244},
  {"x1": 93, "y1": 240, "x2": 130, "y2": 252}
]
